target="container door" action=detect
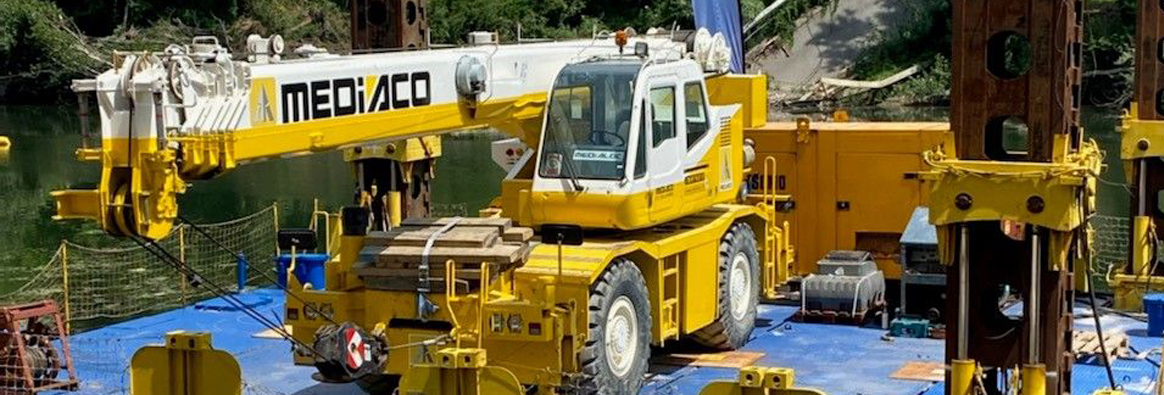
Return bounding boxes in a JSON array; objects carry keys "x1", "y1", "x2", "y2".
[{"x1": 835, "y1": 152, "x2": 922, "y2": 279}]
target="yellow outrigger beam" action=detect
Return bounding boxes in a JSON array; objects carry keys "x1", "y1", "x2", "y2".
[
  {"x1": 129, "y1": 332, "x2": 242, "y2": 395},
  {"x1": 698, "y1": 366, "x2": 826, "y2": 395}
]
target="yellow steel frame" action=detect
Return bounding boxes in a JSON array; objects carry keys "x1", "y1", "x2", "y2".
[
  {"x1": 757, "y1": 156, "x2": 795, "y2": 298},
  {"x1": 697, "y1": 366, "x2": 826, "y2": 395},
  {"x1": 924, "y1": 133, "x2": 1098, "y2": 395},
  {"x1": 129, "y1": 332, "x2": 242, "y2": 395},
  {"x1": 285, "y1": 202, "x2": 791, "y2": 392},
  {"x1": 744, "y1": 119, "x2": 950, "y2": 278},
  {"x1": 1112, "y1": 104, "x2": 1164, "y2": 310},
  {"x1": 921, "y1": 139, "x2": 1101, "y2": 233},
  {"x1": 397, "y1": 348, "x2": 525, "y2": 395},
  {"x1": 52, "y1": 94, "x2": 545, "y2": 239},
  {"x1": 342, "y1": 135, "x2": 443, "y2": 163},
  {"x1": 281, "y1": 74, "x2": 792, "y2": 394},
  {"x1": 921, "y1": 136, "x2": 1101, "y2": 270}
]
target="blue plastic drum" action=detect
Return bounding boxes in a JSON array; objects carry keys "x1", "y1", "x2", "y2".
[
  {"x1": 275, "y1": 253, "x2": 329, "y2": 290},
  {"x1": 1145, "y1": 293, "x2": 1164, "y2": 337}
]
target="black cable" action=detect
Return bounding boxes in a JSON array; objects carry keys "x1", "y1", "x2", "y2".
[
  {"x1": 176, "y1": 214, "x2": 340, "y2": 326},
  {"x1": 129, "y1": 236, "x2": 325, "y2": 359},
  {"x1": 1145, "y1": 233, "x2": 1160, "y2": 296},
  {"x1": 138, "y1": 237, "x2": 320, "y2": 358},
  {"x1": 1086, "y1": 263, "x2": 1119, "y2": 390},
  {"x1": 133, "y1": 237, "x2": 294, "y2": 342}
]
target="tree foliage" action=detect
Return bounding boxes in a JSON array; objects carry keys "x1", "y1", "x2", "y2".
[
  {"x1": 427, "y1": 0, "x2": 700, "y2": 43},
  {"x1": 849, "y1": 0, "x2": 1138, "y2": 106},
  {"x1": 1, "y1": 0, "x2": 840, "y2": 101},
  {"x1": 0, "y1": 0, "x2": 104, "y2": 100}
]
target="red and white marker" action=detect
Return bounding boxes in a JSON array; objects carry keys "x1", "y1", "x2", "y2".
[{"x1": 344, "y1": 327, "x2": 370, "y2": 370}]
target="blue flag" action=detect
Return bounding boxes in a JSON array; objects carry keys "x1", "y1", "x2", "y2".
[{"x1": 691, "y1": 0, "x2": 745, "y2": 73}]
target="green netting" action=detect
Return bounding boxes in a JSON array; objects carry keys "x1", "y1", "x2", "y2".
[
  {"x1": 1091, "y1": 215, "x2": 1130, "y2": 280},
  {"x1": 0, "y1": 204, "x2": 1139, "y2": 334},
  {"x1": 0, "y1": 205, "x2": 278, "y2": 330}
]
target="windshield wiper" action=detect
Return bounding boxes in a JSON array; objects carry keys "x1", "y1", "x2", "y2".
[{"x1": 548, "y1": 101, "x2": 585, "y2": 192}]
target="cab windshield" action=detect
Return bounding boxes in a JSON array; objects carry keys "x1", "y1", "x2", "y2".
[{"x1": 539, "y1": 61, "x2": 642, "y2": 180}]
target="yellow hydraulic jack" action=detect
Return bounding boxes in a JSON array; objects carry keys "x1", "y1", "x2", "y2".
[
  {"x1": 698, "y1": 366, "x2": 826, "y2": 395},
  {"x1": 129, "y1": 331, "x2": 242, "y2": 395},
  {"x1": 950, "y1": 361, "x2": 1053, "y2": 395}
]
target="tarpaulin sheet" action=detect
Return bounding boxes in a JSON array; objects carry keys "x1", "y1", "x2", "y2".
[{"x1": 691, "y1": 0, "x2": 745, "y2": 73}]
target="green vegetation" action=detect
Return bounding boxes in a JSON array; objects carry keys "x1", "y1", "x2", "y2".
[
  {"x1": 0, "y1": 0, "x2": 836, "y2": 102},
  {"x1": 743, "y1": 0, "x2": 838, "y2": 48},
  {"x1": 0, "y1": 0, "x2": 106, "y2": 100},
  {"x1": 847, "y1": 0, "x2": 1136, "y2": 106},
  {"x1": 842, "y1": 0, "x2": 949, "y2": 105}
]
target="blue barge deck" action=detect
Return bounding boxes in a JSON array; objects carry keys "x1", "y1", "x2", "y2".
[{"x1": 42, "y1": 288, "x2": 1161, "y2": 395}]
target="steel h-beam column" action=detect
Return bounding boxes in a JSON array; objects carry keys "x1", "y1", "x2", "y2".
[
  {"x1": 951, "y1": 0, "x2": 1083, "y2": 162},
  {"x1": 944, "y1": 0, "x2": 1084, "y2": 394},
  {"x1": 1128, "y1": 0, "x2": 1164, "y2": 276}
]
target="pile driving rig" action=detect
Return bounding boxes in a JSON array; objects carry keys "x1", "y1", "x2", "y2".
[
  {"x1": 1112, "y1": 0, "x2": 1164, "y2": 310},
  {"x1": 51, "y1": 29, "x2": 805, "y2": 395},
  {"x1": 924, "y1": 0, "x2": 1100, "y2": 394}
]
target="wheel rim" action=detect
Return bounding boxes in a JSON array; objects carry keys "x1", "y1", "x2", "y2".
[
  {"x1": 605, "y1": 296, "x2": 638, "y2": 377},
  {"x1": 729, "y1": 252, "x2": 753, "y2": 320}
]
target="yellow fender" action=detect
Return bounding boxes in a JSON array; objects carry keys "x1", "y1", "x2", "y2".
[
  {"x1": 699, "y1": 367, "x2": 828, "y2": 395},
  {"x1": 129, "y1": 331, "x2": 242, "y2": 395}
]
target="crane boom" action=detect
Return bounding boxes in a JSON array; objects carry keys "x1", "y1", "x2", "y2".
[{"x1": 52, "y1": 34, "x2": 686, "y2": 239}]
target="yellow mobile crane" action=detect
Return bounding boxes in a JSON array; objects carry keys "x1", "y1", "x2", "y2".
[{"x1": 53, "y1": 31, "x2": 805, "y2": 395}]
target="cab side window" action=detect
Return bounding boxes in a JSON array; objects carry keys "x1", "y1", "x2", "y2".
[
  {"x1": 684, "y1": 82, "x2": 708, "y2": 150},
  {"x1": 650, "y1": 86, "x2": 676, "y2": 147},
  {"x1": 634, "y1": 101, "x2": 647, "y2": 179}
]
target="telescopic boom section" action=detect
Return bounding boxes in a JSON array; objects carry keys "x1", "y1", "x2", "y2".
[{"x1": 51, "y1": 35, "x2": 685, "y2": 239}]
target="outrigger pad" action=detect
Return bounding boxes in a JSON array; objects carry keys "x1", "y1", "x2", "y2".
[{"x1": 311, "y1": 322, "x2": 388, "y2": 382}]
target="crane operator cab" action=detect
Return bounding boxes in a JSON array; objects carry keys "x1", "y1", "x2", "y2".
[{"x1": 523, "y1": 57, "x2": 747, "y2": 231}]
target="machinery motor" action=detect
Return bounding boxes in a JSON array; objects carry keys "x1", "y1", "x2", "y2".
[{"x1": 799, "y1": 250, "x2": 886, "y2": 323}]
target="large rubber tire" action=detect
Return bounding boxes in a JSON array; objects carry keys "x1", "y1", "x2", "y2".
[
  {"x1": 579, "y1": 258, "x2": 652, "y2": 395},
  {"x1": 691, "y1": 222, "x2": 760, "y2": 350},
  {"x1": 355, "y1": 374, "x2": 400, "y2": 394}
]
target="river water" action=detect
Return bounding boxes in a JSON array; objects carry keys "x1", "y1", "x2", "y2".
[{"x1": 0, "y1": 105, "x2": 1130, "y2": 293}]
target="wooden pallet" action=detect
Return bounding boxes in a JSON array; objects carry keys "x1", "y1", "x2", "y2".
[
  {"x1": 1072, "y1": 330, "x2": 1129, "y2": 362},
  {"x1": 651, "y1": 351, "x2": 765, "y2": 369},
  {"x1": 890, "y1": 361, "x2": 945, "y2": 382},
  {"x1": 794, "y1": 301, "x2": 885, "y2": 325},
  {"x1": 794, "y1": 310, "x2": 871, "y2": 324},
  {"x1": 356, "y1": 218, "x2": 534, "y2": 291}
]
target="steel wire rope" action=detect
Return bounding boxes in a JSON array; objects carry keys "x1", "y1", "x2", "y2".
[
  {"x1": 177, "y1": 214, "x2": 340, "y2": 326},
  {"x1": 128, "y1": 236, "x2": 326, "y2": 360}
]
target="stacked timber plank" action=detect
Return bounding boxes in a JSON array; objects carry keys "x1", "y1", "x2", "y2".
[
  {"x1": 1072, "y1": 330, "x2": 1130, "y2": 362},
  {"x1": 354, "y1": 217, "x2": 535, "y2": 291}
]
